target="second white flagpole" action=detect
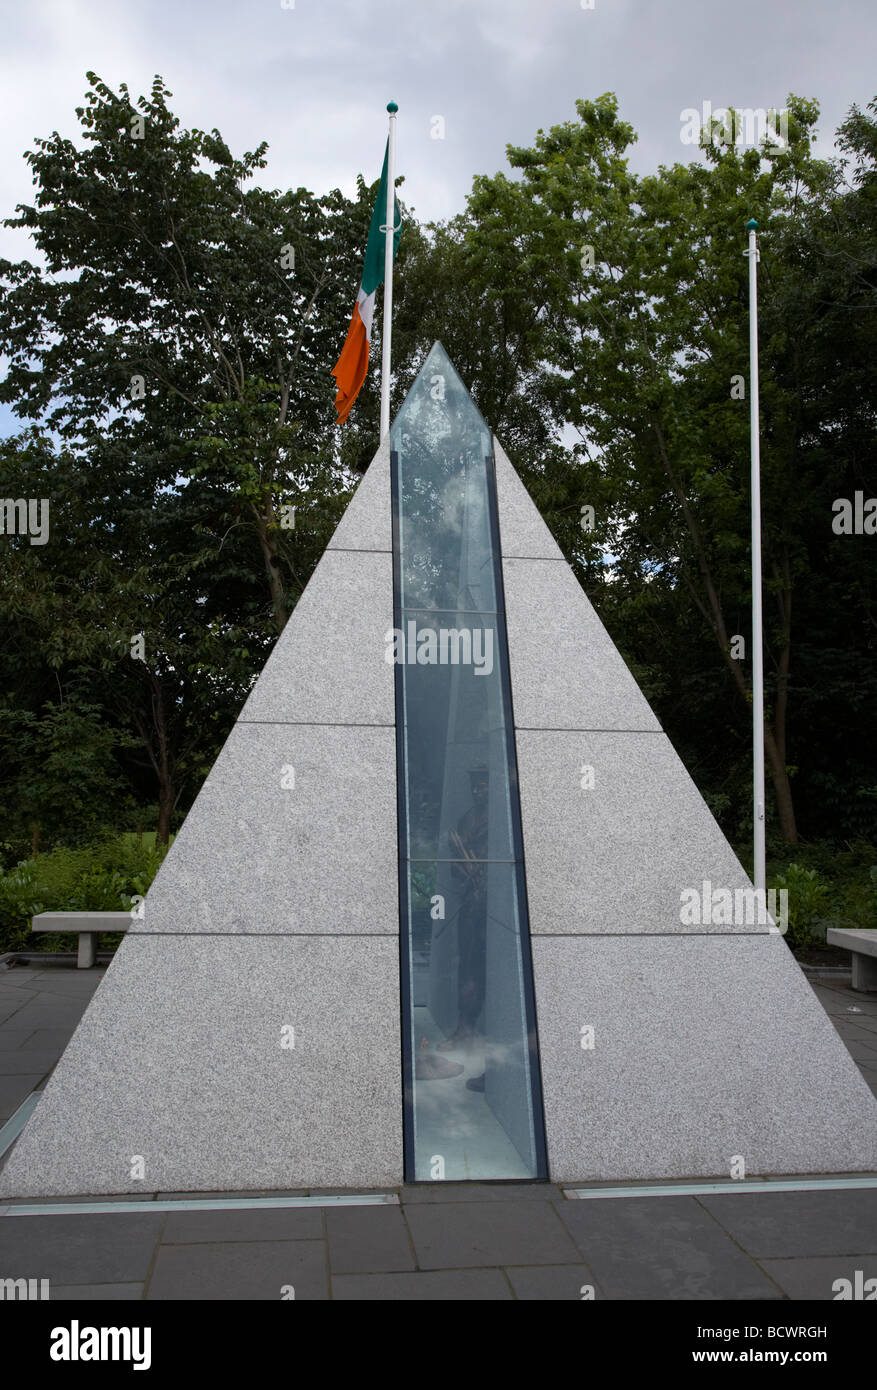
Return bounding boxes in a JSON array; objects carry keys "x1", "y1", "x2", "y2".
[
  {"x1": 380, "y1": 102, "x2": 398, "y2": 440},
  {"x1": 746, "y1": 217, "x2": 766, "y2": 896}
]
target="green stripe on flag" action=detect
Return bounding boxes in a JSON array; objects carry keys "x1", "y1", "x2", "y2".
[{"x1": 361, "y1": 138, "x2": 401, "y2": 298}]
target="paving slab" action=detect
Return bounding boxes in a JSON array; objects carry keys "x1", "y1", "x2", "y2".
[
  {"x1": 0, "y1": 1051, "x2": 59, "y2": 1076},
  {"x1": 757, "y1": 1254, "x2": 877, "y2": 1300},
  {"x1": 400, "y1": 1182, "x2": 559, "y2": 1203},
  {"x1": 162, "y1": 1207, "x2": 323, "y2": 1243},
  {"x1": 295, "y1": 1189, "x2": 391, "y2": 1199},
  {"x1": 504, "y1": 1263, "x2": 605, "y2": 1300},
  {"x1": 0, "y1": 988, "x2": 38, "y2": 1005},
  {"x1": 2, "y1": 1006, "x2": 93, "y2": 1028},
  {"x1": 556, "y1": 1196, "x2": 781, "y2": 1300},
  {"x1": 699, "y1": 1189, "x2": 877, "y2": 1258},
  {"x1": 836, "y1": 1023, "x2": 877, "y2": 1049},
  {"x1": 145, "y1": 1240, "x2": 327, "y2": 1300},
  {"x1": 404, "y1": 1198, "x2": 581, "y2": 1269},
  {"x1": 843, "y1": 1015, "x2": 877, "y2": 1036},
  {"x1": 24, "y1": 971, "x2": 107, "y2": 991},
  {"x1": 0, "y1": 1002, "x2": 32, "y2": 1026},
  {"x1": 19, "y1": 983, "x2": 105, "y2": 1004},
  {"x1": 0, "y1": 1213, "x2": 166, "y2": 1283},
  {"x1": 332, "y1": 1269, "x2": 512, "y2": 1299},
  {"x1": 0, "y1": 1074, "x2": 45, "y2": 1118},
  {"x1": 15, "y1": 1029, "x2": 75, "y2": 1052},
  {"x1": 1, "y1": 1029, "x2": 39, "y2": 1049},
  {"x1": 2, "y1": 968, "x2": 63, "y2": 983},
  {"x1": 817, "y1": 987, "x2": 877, "y2": 1018},
  {"x1": 326, "y1": 1206, "x2": 414, "y2": 1273}
]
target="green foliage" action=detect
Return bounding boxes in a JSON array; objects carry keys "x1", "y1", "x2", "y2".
[
  {"x1": 67, "y1": 866, "x2": 131, "y2": 911},
  {"x1": 0, "y1": 832, "x2": 169, "y2": 954},
  {"x1": 0, "y1": 861, "x2": 45, "y2": 952},
  {"x1": 393, "y1": 90, "x2": 877, "y2": 849},
  {"x1": 771, "y1": 863, "x2": 831, "y2": 948},
  {"x1": 0, "y1": 74, "x2": 875, "y2": 866},
  {"x1": 765, "y1": 842, "x2": 877, "y2": 954},
  {"x1": 0, "y1": 701, "x2": 134, "y2": 849},
  {"x1": 0, "y1": 73, "x2": 382, "y2": 844}
]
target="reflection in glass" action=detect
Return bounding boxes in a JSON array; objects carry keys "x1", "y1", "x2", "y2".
[
  {"x1": 391, "y1": 342, "x2": 547, "y2": 1181},
  {"x1": 397, "y1": 612, "x2": 514, "y2": 862},
  {"x1": 394, "y1": 350, "x2": 495, "y2": 613}
]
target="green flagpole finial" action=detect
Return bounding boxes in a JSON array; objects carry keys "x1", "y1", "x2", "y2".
[
  {"x1": 746, "y1": 218, "x2": 759, "y2": 231},
  {"x1": 387, "y1": 101, "x2": 398, "y2": 113}
]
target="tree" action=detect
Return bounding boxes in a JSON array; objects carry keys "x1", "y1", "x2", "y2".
[
  {"x1": 0, "y1": 72, "x2": 367, "y2": 635},
  {"x1": 443, "y1": 93, "x2": 871, "y2": 845},
  {"x1": 0, "y1": 75, "x2": 391, "y2": 841},
  {"x1": 0, "y1": 428, "x2": 262, "y2": 845}
]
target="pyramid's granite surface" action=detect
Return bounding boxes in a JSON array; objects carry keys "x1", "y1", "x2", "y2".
[{"x1": 3, "y1": 429, "x2": 876, "y2": 1197}]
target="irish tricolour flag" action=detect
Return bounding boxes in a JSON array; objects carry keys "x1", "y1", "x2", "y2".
[{"x1": 331, "y1": 140, "x2": 401, "y2": 424}]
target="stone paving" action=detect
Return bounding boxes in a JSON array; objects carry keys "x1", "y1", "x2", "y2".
[{"x1": 1, "y1": 959, "x2": 876, "y2": 1300}]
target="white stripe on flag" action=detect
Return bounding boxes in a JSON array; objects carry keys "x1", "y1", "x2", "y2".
[{"x1": 358, "y1": 285, "x2": 376, "y2": 340}]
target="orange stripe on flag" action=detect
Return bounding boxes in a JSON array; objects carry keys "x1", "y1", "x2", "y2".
[{"x1": 331, "y1": 301, "x2": 369, "y2": 424}]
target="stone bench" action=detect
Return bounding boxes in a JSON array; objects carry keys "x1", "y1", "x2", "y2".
[
  {"x1": 30, "y1": 912, "x2": 131, "y2": 969},
  {"x1": 826, "y1": 927, "x2": 877, "y2": 992}
]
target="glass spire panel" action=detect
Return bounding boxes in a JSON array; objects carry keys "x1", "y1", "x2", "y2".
[{"x1": 390, "y1": 342, "x2": 547, "y2": 1182}]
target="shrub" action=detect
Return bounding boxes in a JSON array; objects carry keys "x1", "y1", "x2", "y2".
[
  {"x1": 0, "y1": 860, "x2": 45, "y2": 952},
  {"x1": 771, "y1": 862, "x2": 831, "y2": 949},
  {"x1": 0, "y1": 832, "x2": 170, "y2": 954}
]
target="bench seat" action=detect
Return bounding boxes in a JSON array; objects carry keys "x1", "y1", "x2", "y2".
[
  {"x1": 30, "y1": 911, "x2": 131, "y2": 968},
  {"x1": 826, "y1": 927, "x2": 877, "y2": 992}
]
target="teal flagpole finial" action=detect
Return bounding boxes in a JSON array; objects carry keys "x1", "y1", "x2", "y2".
[{"x1": 387, "y1": 101, "x2": 398, "y2": 113}]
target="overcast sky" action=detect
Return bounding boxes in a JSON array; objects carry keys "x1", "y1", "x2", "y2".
[{"x1": 1, "y1": 0, "x2": 875, "y2": 434}]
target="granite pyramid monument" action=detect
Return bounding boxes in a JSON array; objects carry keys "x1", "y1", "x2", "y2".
[{"x1": 3, "y1": 343, "x2": 876, "y2": 1196}]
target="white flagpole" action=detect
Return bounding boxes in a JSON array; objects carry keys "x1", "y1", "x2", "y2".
[
  {"x1": 380, "y1": 102, "x2": 398, "y2": 440},
  {"x1": 745, "y1": 217, "x2": 766, "y2": 895}
]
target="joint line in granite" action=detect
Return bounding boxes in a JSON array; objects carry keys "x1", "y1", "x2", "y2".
[
  {"x1": 533, "y1": 930, "x2": 776, "y2": 938},
  {"x1": 235, "y1": 719, "x2": 395, "y2": 728},
  {"x1": 514, "y1": 727, "x2": 663, "y2": 735},
  {"x1": 327, "y1": 545, "x2": 392, "y2": 554},
  {"x1": 126, "y1": 930, "x2": 399, "y2": 937}
]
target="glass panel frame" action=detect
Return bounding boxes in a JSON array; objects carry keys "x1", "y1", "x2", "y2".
[{"x1": 391, "y1": 342, "x2": 548, "y2": 1184}]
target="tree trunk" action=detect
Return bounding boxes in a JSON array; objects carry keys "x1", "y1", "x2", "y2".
[
  {"x1": 156, "y1": 788, "x2": 174, "y2": 848},
  {"x1": 150, "y1": 674, "x2": 175, "y2": 847},
  {"x1": 764, "y1": 722, "x2": 798, "y2": 843},
  {"x1": 253, "y1": 504, "x2": 287, "y2": 634}
]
